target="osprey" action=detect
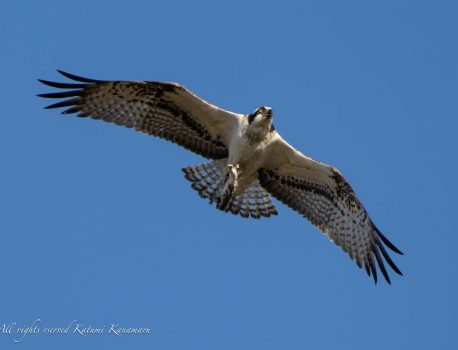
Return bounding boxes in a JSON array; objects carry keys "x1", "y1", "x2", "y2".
[{"x1": 38, "y1": 71, "x2": 403, "y2": 284}]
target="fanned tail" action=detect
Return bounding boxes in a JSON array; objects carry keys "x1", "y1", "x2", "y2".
[
  {"x1": 183, "y1": 159, "x2": 227, "y2": 203},
  {"x1": 182, "y1": 160, "x2": 278, "y2": 219}
]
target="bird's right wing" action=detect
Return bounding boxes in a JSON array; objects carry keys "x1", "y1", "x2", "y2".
[{"x1": 38, "y1": 70, "x2": 243, "y2": 159}]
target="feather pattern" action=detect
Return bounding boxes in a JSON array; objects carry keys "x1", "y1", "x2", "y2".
[
  {"x1": 258, "y1": 165, "x2": 403, "y2": 284},
  {"x1": 38, "y1": 71, "x2": 243, "y2": 159},
  {"x1": 182, "y1": 160, "x2": 278, "y2": 219}
]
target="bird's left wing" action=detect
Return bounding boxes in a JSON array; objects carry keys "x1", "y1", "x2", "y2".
[
  {"x1": 258, "y1": 135, "x2": 403, "y2": 284},
  {"x1": 38, "y1": 70, "x2": 243, "y2": 159}
]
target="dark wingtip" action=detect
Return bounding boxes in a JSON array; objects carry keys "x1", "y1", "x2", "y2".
[
  {"x1": 373, "y1": 225, "x2": 403, "y2": 255},
  {"x1": 61, "y1": 106, "x2": 81, "y2": 114},
  {"x1": 37, "y1": 90, "x2": 82, "y2": 99},
  {"x1": 38, "y1": 78, "x2": 60, "y2": 87},
  {"x1": 375, "y1": 239, "x2": 403, "y2": 276},
  {"x1": 371, "y1": 266, "x2": 378, "y2": 285},
  {"x1": 373, "y1": 246, "x2": 391, "y2": 284},
  {"x1": 43, "y1": 99, "x2": 78, "y2": 110},
  {"x1": 57, "y1": 70, "x2": 100, "y2": 83},
  {"x1": 38, "y1": 79, "x2": 85, "y2": 89}
]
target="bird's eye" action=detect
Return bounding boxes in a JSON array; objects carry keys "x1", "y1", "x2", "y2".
[{"x1": 258, "y1": 107, "x2": 265, "y2": 113}]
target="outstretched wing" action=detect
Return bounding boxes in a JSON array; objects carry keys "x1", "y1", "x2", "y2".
[
  {"x1": 38, "y1": 70, "x2": 243, "y2": 159},
  {"x1": 259, "y1": 135, "x2": 403, "y2": 284}
]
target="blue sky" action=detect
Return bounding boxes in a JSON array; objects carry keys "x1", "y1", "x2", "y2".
[{"x1": 1, "y1": 0, "x2": 457, "y2": 349}]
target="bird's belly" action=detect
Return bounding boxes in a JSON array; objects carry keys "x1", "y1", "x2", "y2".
[
  {"x1": 235, "y1": 149, "x2": 266, "y2": 195},
  {"x1": 228, "y1": 135, "x2": 268, "y2": 194}
]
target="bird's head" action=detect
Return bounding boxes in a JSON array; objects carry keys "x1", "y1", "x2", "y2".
[{"x1": 247, "y1": 106, "x2": 275, "y2": 135}]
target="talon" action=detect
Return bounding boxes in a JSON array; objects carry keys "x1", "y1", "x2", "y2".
[{"x1": 218, "y1": 164, "x2": 239, "y2": 210}]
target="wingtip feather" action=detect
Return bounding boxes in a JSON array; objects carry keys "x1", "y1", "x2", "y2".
[
  {"x1": 373, "y1": 225, "x2": 404, "y2": 255},
  {"x1": 375, "y1": 239, "x2": 403, "y2": 276},
  {"x1": 372, "y1": 245, "x2": 391, "y2": 284},
  {"x1": 38, "y1": 79, "x2": 85, "y2": 89},
  {"x1": 57, "y1": 70, "x2": 100, "y2": 83}
]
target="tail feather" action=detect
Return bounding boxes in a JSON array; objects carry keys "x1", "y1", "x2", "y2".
[
  {"x1": 184, "y1": 159, "x2": 226, "y2": 199},
  {"x1": 182, "y1": 160, "x2": 278, "y2": 219}
]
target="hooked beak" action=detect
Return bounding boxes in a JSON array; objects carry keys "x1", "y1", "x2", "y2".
[{"x1": 265, "y1": 107, "x2": 272, "y2": 119}]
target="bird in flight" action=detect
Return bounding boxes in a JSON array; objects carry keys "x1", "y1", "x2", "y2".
[{"x1": 38, "y1": 70, "x2": 403, "y2": 284}]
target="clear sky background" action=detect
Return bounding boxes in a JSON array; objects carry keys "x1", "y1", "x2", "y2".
[{"x1": 1, "y1": 0, "x2": 457, "y2": 349}]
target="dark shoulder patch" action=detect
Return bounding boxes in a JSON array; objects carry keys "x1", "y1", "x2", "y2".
[
  {"x1": 329, "y1": 168, "x2": 361, "y2": 209},
  {"x1": 125, "y1": 82, "x2": 177, "y2": 99},
  {"x1": 259, "y1": 169, "x2": 335, "y2": 204}
]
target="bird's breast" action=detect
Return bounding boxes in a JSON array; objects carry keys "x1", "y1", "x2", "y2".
[{"x1": 229, "y1": 134, "x2": 260, "y2": 163}]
